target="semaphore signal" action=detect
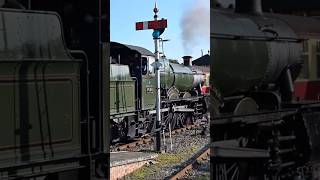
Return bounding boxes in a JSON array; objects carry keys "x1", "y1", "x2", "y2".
[{"x1": 135, "y1": 1, "x2": 167, "y2": 152}]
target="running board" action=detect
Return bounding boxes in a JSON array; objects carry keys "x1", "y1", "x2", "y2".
[
  {"x1": 148, "y1": 108, "x2": 170, "y2": 114},
  {"x1": 173, "y1": 106, "x2": 194, "y2": 112},
  {"x1": 212, "y1": 140, "x2": 270, "y2": 159}
]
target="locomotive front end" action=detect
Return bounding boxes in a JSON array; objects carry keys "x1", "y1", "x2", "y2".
[{"x1": 211, "y1": 0, "x2": 320, "y2": 179}]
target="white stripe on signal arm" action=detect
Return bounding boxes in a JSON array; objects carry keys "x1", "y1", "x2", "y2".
[{"x1": 143, "y1": 22, "x2": 148, "y2": 30}]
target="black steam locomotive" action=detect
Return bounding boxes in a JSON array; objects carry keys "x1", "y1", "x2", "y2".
[{"x1": 211, "y1": 0, "x2": 320, "y2": 179}]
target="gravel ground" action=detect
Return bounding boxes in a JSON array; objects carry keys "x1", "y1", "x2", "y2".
[
  {"x1": 122, "y1": 122, "x2": 210, "y2": 180},
  {"x1": 182, "y1": 156, "x2": 210, "y2": 180}
]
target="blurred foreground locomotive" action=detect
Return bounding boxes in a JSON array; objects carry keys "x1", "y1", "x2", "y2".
[
  {"x1": 110, "y1": 42, "x2": 209, "y2": 143},
  {"x1": 0, "y1": 1, "x2": 109, "y2": 179},
  {"x1": 211, "y1": 0, "x2": 320, "y2": 179}
]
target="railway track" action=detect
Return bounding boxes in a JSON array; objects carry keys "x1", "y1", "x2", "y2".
[
  {"x1": 111, "y1": 123, "x2": 205, "y2": 152},
  {"x1": 166, "y1": 144, "x2": 210, "y2": 180}
]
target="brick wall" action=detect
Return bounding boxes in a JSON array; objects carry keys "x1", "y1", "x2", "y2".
[{"x1": 110, "y1": 160, "x2": 148, "y2": 180}]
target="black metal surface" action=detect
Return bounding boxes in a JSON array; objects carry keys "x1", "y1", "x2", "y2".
[
  {"x1": 263, "y1": 0, "x2": 320, "y2": 13},
  {"x1": 212, "y1": 145, "x2": 270, "y2": 159},
  {"x1": 235, "y1": 0, "x2": 263, "y2": 15},
  {"x1": 217, "y1": 0, "x2": 320, "y2": 14},
  {"x1": 279, "y1": 68, "x2": 295, "y2": 102},
  {"x1": 0, "y1": 9, "x2": 71, "y2": 61},
  {"x1": 125, "y1": 44, "x2": 154, "y2": 57},
  {"x1": 211, "y1": 9, "x2": 303, "y2": 97},
  {"x1": 0, "y1": 0, "x2": 110, "y2": 179},
  {"x1": 301, "y1": 108, "x2": 320, "y2": 162},
  {"x1": 111, "y1": 41, "x2": 153, "y2": 57},
  {"x1": 211, "y1": 6, "x2": 320, "y2": 107},
  {"x1": 267, "y1": 13, "x2": 320, "y2": 39},
  {"x1": 211, "y1": 3, "x2": 320, "y2": 178}
]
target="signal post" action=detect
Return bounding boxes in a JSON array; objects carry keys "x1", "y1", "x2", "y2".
[{"x1": 136, "y1": 3, "x2": 167, "y2": 152}]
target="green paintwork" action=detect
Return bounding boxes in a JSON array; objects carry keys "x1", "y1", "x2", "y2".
[
  {"x1": 139, "y1": 58, "x2": 197, "y2": 110},
  {"x1": 110, "y1": 64, "x2": 136, "y2": 115},
  {"x1": 0, "y1": 10, "x2": 69, "y2": 61},
  {"x1": 170, "y1": 64, "x2": 195, "y2": 91},
  {"x1": 212, "y1": 38, "x2": 269, "y2": 96},
  {"x1": 0, "y1": 10, "x2": 81, "y2": 169},
  {"x1": 159, "y1": 58, "x2": 174, "y2": 89},
  {"x1": 159, "y1": 58, "x2": 196, "y2": 92},
  {"x1": 0, "y1": 62, "x2": 81, "y2": 163},
  {"x1": 141, "y1": 74, "x2": 157, "y2": 110},
  {"x1": 109, "y1": 52, "x2": 201, "y2": 115}
]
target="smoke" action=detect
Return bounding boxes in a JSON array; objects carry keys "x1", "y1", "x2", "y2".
[{"x1": 180, "y1": 0, "x2": 210, "y2": 54}]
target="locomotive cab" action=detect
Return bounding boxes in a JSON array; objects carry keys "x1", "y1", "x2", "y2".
[
  {"x1": 110, "y1": 42, "x2": 157, "y2": 111},
  {"x1": 146, "y1": 55, "x2": 174, "y2": 79},
  {"x1": 145, "y1": 55, "x2": 156, "y2": 75}
]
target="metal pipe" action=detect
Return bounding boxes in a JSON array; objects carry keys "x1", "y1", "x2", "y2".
[
  {"x1": 154, "y1": 3, "x2": 162, "y2": 152},
  {"x1": 28, "y1": 0, "x2": 31, "y2": 9},
  {"x1": 169, "y1": 121, "x2": 173, "y2": 151},
  {"x1": 280, "y1": 68, "x2": 294, "y2": 102},
  {"x1": 163, "y1": 128, "x2": 166, "y2": 148}
]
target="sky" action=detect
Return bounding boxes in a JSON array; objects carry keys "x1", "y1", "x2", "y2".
[{"x1": 110, "y1": 0, "x2": 210, "y2": 62}]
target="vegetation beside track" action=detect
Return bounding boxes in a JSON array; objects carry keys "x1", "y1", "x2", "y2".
[
  {"x1": 125, "y1": 146, "x2": 200, "y2": 180},
  {"x1": 123, "y1": 127, "x2": 209, "y2": 180}
]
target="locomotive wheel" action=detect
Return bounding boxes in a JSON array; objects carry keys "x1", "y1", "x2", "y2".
[
  {"x1": 182, "y1": 92, "x2": 191, "y2": 98},
  {"x1": 213, "y1": 97, "x2": 262, "y2": 180},
  {"x1": 168, "y1": 87, "x2": 180, "y2": 100},
  {"x1": 112, "y1": 117, "x2": 137, "y2": 141},
  {"x1": 212, "y1": 131, "x2": 273, "y2": 180},
  {"x1": 169, "y1": 112, "x2": 177, "y2": 130},
  {"x1": 146, "y1": 115, "x2": 156, "y2": 133},
  {"x1": 214, "y1": 162, "x2": 258, "y2": 180},
  {"x1": 110, "y1": 118, "x2": 128, "y2": 143},
  {"x1": 234, "y1": 97, "x2": 259, "y2": 115},
  {"x1": 118, "y1": 120, "x2": 129, "y2": 142},
  {"x1": 111, "y1": 120, "x2": 121, "y2": 143},
  {"x1": 213, "y1": 97, "x2": 294, "y2": 180},
  {"x1": 163, "y1": 112, "x2": 176, "y2": 131},
  {"x1": 176, "y1": 113, "x2": 187, "y2": 128},
  {"x1": 215, "y1": 163, "x2": 240, "y2": 180},
  {"x1": 126, "y1": 116, "x2": 136, "y2": 139},
  {"x1": 184, "y1": 113, "x2": 195, "y2": 125}
]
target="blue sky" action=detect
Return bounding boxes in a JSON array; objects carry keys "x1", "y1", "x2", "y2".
[{"x1": 110, "y1": 0, "x2": 210, "y2": 62}]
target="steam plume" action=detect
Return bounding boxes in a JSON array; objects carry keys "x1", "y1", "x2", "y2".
[{"x1": 180, "y1": 0, "x2": 210, "y2": 54}]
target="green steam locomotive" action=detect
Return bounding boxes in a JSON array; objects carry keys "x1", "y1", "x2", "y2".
[{"x1": 110, "y1": 42, "x2": 209, "y2": 142}]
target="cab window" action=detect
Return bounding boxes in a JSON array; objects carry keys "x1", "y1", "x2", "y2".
[
  {"x1": 141, "y1": 57, "x2": 148, "y2": 75},
  {"x1": 148, "y1": 57, "x2": 155, "y2": 74}
]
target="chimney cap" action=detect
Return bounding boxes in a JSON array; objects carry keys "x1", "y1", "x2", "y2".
[
  {"x1": 182, "y1": 55, "x2": 193, "y2": 59},
  {"x1": 182, "y1": 56, "x2": 193, "y2": 66}
]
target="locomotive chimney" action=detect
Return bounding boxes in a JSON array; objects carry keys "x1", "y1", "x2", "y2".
[
  {"x1": 235, "y1": 0, "x2": 263, "y2": 15},
  {"x1": 182, "y1": 56, "x2": 192, "y2": 66}
]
